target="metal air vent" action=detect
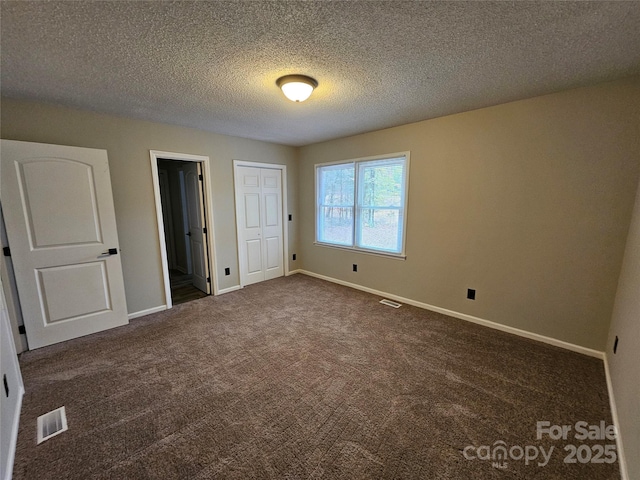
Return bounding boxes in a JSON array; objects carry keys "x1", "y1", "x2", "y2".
[
  {"x1": 379, "y1": 299, "x2": 402, "y2": 308},
  {"x1": 37, "y1": 406, "x2": 68, "y2": 444}
]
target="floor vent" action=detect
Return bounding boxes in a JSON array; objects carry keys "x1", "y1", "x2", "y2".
[
  {"x1": 37, "y1": 406, "x2": 68, "y2": 444},
  {"x1": 380, "y1": 299, "x2": 402, "y2": 308}
]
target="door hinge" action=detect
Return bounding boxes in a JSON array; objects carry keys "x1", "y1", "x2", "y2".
[
  {"x1": 207, "y1": 277, "x2": 211, "y2": 283},
  {"x1": 203, "y1": 227, "x2": 207, "y2": 234},
  {"x1": 2, "y1": 247, "x2": 10, "y2": 257},
  {"x1": 198, "y1": 174, "x2": 203, "y2": 181},
  {"x1": 18, "y1": 325, "x2": 26, "y2": 335}
]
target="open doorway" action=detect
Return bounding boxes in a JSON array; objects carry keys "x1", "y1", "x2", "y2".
[{"x1": 151, "y1": 151, "x2": 215, "y2": 307}]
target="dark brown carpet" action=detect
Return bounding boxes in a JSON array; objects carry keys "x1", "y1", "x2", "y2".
[{"x1": 13, "y1": 274, "x2": 618, "y2": 479}]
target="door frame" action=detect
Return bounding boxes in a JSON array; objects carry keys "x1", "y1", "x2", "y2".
[
  {"x1": 0, "y1": 272, "x2": 24, "y2": 480},
  {"x1": 233, "y1": 160, "x2": 290, "y2": 288},
  {"x1": 150, "y1": 150, "x2": 218, "y2": 308}
]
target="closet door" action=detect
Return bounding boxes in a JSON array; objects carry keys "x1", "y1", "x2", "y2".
[
  {"x1": 235, "y1": 166, "x2": 284, "y2": 287},
  {"x1": 260, "y1": 168, "x2": 284, "y2": 281}
]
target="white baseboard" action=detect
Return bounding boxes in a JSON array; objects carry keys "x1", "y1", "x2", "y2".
[
  {"x1": 217, "y1": 285, "x2": 241, "y2": 295},
  {"x1": 297, "y1": 270, "x2": 604, "y2": 359},
  {"x1": 286, "y1": 269, "x2": 302, "y2": 276},
  {"x1": 604, "y1": 355, "x2": 628, "y2": 480},
  {"x1": 128, "y1": 305, "x2": 167, "y2": 320}
]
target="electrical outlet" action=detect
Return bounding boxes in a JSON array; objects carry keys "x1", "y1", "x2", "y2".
[
  {"x1": 292, "y1": 254, "x2": 296, "y2": 261},
  {"x1": 224, "y1": 267, "x2": 230, "y2": 276},
  {"x1": 467, "y1": 289, "x2": 476, "y2": 300},
  {"x1": 353, "y1": 264, "x2": 358, "y2": 272},
  {"x1": 614, "y1": 336, "x2": 619, "y2": 354}
]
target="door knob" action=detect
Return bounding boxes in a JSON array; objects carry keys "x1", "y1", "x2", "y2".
[
  {"x1": 186, "y1": 232, "x2": 192, "y2": 236},
  {"x1": 101, "y1": 248, "x2": 118, "y2": 255}
]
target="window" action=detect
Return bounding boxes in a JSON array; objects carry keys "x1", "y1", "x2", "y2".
[{"x1": 316, "y1": 152, "x2": 409, "y2": 256}]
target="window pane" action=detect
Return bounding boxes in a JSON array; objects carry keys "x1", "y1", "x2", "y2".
[
  {"x1": 319, "y1": 206, "x2": 353, "y2": 245},
  {"x1": 358, "y1": 208, "x2": 401, "y2": 252},
  {"x1": 359, "y1": 160, "x2": 405, "y2": 207},
  {"x1": 318, "y1": 163, "x2": 355, "y2": 246},
  {"x1": 319, "y1": 163, "x2": 354, "y2": 206}
]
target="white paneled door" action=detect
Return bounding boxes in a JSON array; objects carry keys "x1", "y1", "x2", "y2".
[
  {"x1": 0, "y1": 140, "x2": 128, "y2": 349},
  {"x1": 184, "y1": 162, "x2": 210, "y2": 294},
  {"x1": 235, "y1": 165, "x2": 284, "y2": 286}
]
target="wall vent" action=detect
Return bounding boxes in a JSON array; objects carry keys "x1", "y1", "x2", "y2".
[
  {"x1": 380, "y1": 299, "x2": 402, "y2": 308},
  {"x1": 37, "y1": 406, "x2": 68, "y2": 444}
]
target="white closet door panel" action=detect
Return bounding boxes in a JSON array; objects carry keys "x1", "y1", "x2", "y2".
[{"x1": 244, "y1": 194, "x2": 261, "y2": 229}]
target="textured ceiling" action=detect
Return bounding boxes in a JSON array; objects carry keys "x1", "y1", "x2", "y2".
[{"x1": 2, "y1": 1, "x2": 640, "y2": 146}]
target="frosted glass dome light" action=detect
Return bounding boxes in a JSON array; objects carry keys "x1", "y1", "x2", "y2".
[{"x1": 276, "y1": 75, "x2": 318, "y2": 102}]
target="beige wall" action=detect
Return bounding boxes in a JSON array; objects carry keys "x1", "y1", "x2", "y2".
[
  {"x1": 607, "y1": 174, "x2": 640, "y2": 480},
  {"x1": 1, "y1": 99, "x2": 298, "y2": 314},
  {"x1": 298, "y1": 77, "x2": 640, "y2": 351}
]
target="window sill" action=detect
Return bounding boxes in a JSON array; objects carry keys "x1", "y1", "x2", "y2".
[{"x1": 313, "y1": 242, "x2": 407, "y2": 260}]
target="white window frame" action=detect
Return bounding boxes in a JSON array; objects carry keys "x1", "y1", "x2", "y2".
[{"x1": 314, "y1": 151, "x2": 410, "y2": 259}]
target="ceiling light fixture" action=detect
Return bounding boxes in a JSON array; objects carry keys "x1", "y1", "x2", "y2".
[{"x1": 276, "y1": 74, "x2": 318, "y2": 102}]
